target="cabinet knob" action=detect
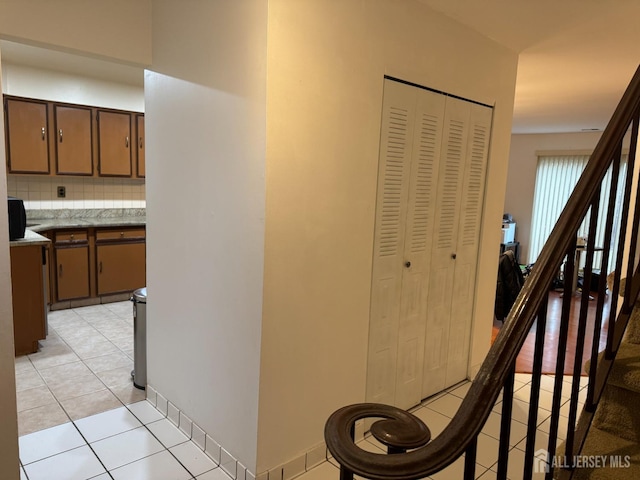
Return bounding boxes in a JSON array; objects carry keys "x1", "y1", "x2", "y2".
[
  {"x1": 405, "y1": 261, "x2": 411, "y2": 268},
  {"x1": 139, "y1": 137, "x2": 143, "y2": 149},
  {"x1": 99, "y1": 261, "x2": 103, "y2": 274},
  {"x1": 120, "y1": 232, "x2": 124, "y2": 237},
  {"x1": 41, "y1": 127, "x2": 45, "y2": 140},
  {"x1": 70, "y1": 234, "x2": 74, "y2": 240},
  {"x1": 59, "y1": 264, "x2": 63, "y2": 277},
  {"x1": 59, "y1": 129, "x2": 63, "y2": 143},
  {"x1": 125, "y1": 136, "x2": 129, "y2": 148},
  {"x1": 451, "y1": 253, "x2": 457, "y2": 260}
]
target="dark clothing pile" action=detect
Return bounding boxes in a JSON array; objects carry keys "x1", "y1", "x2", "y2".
[{"x1": 495, "y1": 249, "x2": 525, "y2": 321}]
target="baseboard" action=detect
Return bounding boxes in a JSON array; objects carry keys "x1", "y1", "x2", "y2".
[{"x1": 145, "y1": 384, "x2": 255, "y2": 480}]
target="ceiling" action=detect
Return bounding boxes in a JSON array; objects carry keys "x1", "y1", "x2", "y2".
[
  {"x1": 3, "y1": 1, "x2": 640, "y2": 134},
  {"x1": 420, "y1": 0, "x2": 640, "y2": 134}
]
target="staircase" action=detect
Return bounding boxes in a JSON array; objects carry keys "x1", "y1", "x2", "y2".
[{"x1": 566, "y1": 283, "x2": 640, "y2": 479}]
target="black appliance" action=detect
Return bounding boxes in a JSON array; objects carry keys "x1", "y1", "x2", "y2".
[{"x1": 8, "y1": 196, "x2": 26, "y2": 240}]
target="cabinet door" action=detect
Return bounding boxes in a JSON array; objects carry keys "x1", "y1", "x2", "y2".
[
  {"x1": 56, "y1": 246, "x2": 90, "y2": 300},
  {"x1": 5, "y1": 98, "x2": 50, "y2": 173},
  {"x1": 97, "y1": 242, "x2": 146, "y2": 295},
  {"x1": 136, "y1": 114, "x2": 145, "y2": 178},
  {"x1": 98, "y1": 110, "x2": 132, "y2": 176},
  {"x1": 55, "y1": 105, "x2": 93, "y2": 175}
]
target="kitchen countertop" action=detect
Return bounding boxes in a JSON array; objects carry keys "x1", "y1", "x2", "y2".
[
  {"x1": 9, "y1": 229, "x2": 51, "y2": 247},
  {"x1": 25, "y1": 208, "x2": 146, "y2": 232}
]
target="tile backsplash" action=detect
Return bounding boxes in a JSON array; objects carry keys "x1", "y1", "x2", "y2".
[{"x1": 7, "y1": 175, "x2": 145, "y2": 210}]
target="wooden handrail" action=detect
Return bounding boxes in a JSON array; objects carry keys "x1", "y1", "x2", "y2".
[{"x1": 325, "y1": 64, "x2": 640, "y2": 480}]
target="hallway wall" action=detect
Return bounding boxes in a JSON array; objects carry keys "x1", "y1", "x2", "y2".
[
  {"x1": 0, "y1": 49, "x2": 20, "y2": 480},
  {"x1": 258, "y1": 0, "x2": 519, "y2": 472},
  {"x1": 145, "y1": 0, "x2": 267, "y2": 472}
]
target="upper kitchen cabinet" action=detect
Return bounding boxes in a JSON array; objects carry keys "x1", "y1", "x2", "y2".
[
  {"x1": 54, "y1": 104, "x2": 93, "y2": 175},
  {"x1": 4, "y1": 97, "x2": 50, "y2": 174},
  {"x1": 136, "y1": 114, "x2": 145, "y2": 178},
  {"x1": 97, "y1": 110, "x2": 132, "y2": 176}
]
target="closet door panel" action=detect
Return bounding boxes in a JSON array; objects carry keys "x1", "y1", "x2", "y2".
[
  {"x1": 445, "y1": 104, "x2": 493, "y2": 385},
  {"x1": 394, "y1": 88, "x2": 445, "y2": 409},
  {"x1": 422, "y1": 97, "x2": 472, "y2": 398},
  {"x1": 366, "y1": 81, "x2": 416, "y2": 406}
]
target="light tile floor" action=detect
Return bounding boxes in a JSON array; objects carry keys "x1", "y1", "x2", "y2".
[
  {"x1": 18, "y1": 401, "x2": 226, "y2": 480},
  {"x1": 14, "y1": 301, "x2": 589, "y2": 480},
  {"x1": 15, "y1": 301, "x2": 147, "y2": 437}
]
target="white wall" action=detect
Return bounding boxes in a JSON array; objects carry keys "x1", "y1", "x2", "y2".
[
  {"x1": 2, "y1": 62, "x2": 144, "y2": 112},
  {"x1": 505, "y1": 132, "x2": 602, "y2": 263},
  {"x1": 257, "y1": 0, "x2": 518, "y2": 472},
  {"x1": 145, "y1": 0, "x2": 266, "y2": 472},
  {"x1": 0, "y1": 0, "x2": 151, "y2": 66},
  {"x1": 0, "y1": 50, "x2": 21, "y2": 480}
]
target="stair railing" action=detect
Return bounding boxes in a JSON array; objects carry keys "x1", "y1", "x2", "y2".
[{"x1": 325, "y1": 64, "x2": 640, "y2": 480}]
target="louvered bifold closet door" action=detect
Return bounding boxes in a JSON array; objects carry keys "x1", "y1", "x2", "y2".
[
  {"x1": 445, "y1": 103, "x2": 493, "y2": 387},
  {"x1": 366, "y1": 80, "x2": 417, "y2": 407},
  {"x1": 366, "y1": 79, "x2": 446, "y2": 410},
  {"x1": 422, "y1": 97, "x2": 473, "y2": 398}
]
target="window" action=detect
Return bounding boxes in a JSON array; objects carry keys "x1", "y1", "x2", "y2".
[{"x1": 529, "y1": 153, "x2": 628, "y2": 272}]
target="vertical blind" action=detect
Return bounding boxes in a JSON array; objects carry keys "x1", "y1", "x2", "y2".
[{"x1": 529, "y1": 154, "x2": 628, "y2": 272}]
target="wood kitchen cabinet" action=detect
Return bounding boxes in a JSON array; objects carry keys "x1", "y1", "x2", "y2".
[
  {"x1": 4, "y1": 95, "x2": 145, "y2": 179},
  {"x1": 4, "y1": 97, "x2": 50, "y2": 174},
  {"x1": 54, "y1": 231, "x2": 90, "y2": 301},
  {"x1": 54, "y1": 104, "x2": 93, "y2": 175},
  {"x1": 96, "y1": 228, "x2": 146, "y2": 295},
  {"x1": 97, "y1": 110, "x2": 132, "y2": 176},
  {"x1": 10, "y1": 244, "x2": 47, "y2": 355},
  {"x1": 136, "y1": 114, "x2": 145, "y2": 178}
]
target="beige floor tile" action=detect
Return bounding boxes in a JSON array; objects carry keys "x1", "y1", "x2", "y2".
[
  {"x1": 95, "y1": 323, "x2": 133, "y2": 341},
  {"x1": 46, "y1": 309, "x2": 83, "y2": 326},
  {"x1": 17, "y1": 402, "x2": 70, "y2": 436},
  {"x1": 37, "y1": 334, "x2": 66, "y2": 349},
  {"x1": 56, "y1": 324, "x2": 101, "y2": 341},
  {"x1": 59, "y1": 389, "x2": 122, "y2": 421},
  {"x1": 47, "y1": 373, "x2": 108, "y2": 401},
  {"x1": 96, "y1": 365, "x2": 135, "y2": 388},
  {"x1": 16, "y1": 386, "x2": 57, "y2": 412},
  {"x1": 38, "y1": 361, "x2": 93, "y2": 384},
  {"x1": 71, "y1": 340, "x2": 120, "y2": 360},
  {"x1": 14, "y1": 356, "x2": 36, "y2": 374},
  {"x1": 84, "y1": 351, "x2": 132, "y2": 374},
  {"x1": 104, "y1": 301, "x2": 134, "y2": 318},
  {"x1": 110, "y1": 335, "x2": 134, "y2": 352},
  {"x1": 72, "y1": 304, "x2": 112, "y2": 316},
  {"x1": 28, "y1": 346, "x2": 80, "y2": 370},
  {"x1": 63, "y1": 332, "x2": 110, "y2": 347},
  {"x1": 110, "y1": 383, "x2": 147, "y2": 405},
  {"x1": 15, "y1": 369, "x2": 45, "y2": 392}
]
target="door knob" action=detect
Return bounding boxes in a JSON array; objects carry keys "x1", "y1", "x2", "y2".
[{"x1": 405, "y1": 261, "x2": 411, "y2": 268}]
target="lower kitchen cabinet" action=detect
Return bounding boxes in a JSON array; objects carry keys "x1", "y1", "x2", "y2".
[
  {"x1": 54, "y1": 231, "x2": 90, "y2": 301},
  {"x1": 10, "y1": 244, "x2": 47, "y2": 355},
  {"x1": 47, "y1": 226, "x2": 146, "y2": 307},
  {"x1": 97, "y1": 242, "x2": 146, "y2": 295}
]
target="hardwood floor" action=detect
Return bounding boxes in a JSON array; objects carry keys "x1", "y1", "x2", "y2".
[{"x1": 492, "y1": 291, "x2": 611, "y2": 375}]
